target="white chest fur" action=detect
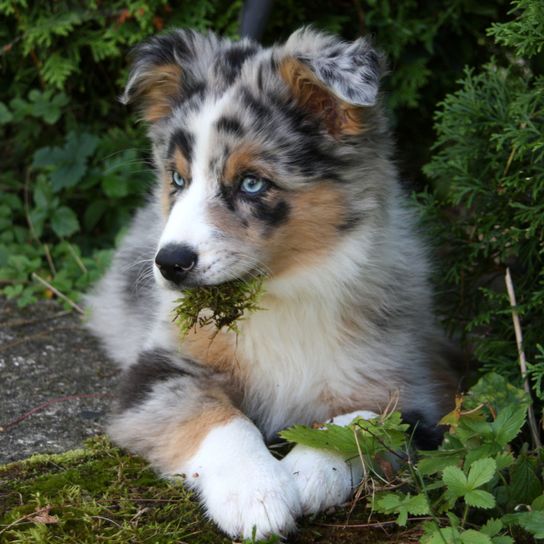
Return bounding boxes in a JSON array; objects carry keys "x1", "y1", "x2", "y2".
[{"x1": 237, "y1": 286, "x2": 367, "y2": 437}]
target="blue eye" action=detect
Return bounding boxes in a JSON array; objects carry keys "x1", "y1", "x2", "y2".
[
  {"x1": 240, "y1": 176, "x2": 268, "y2": 195},
  {"x1": 171, "y1": 171, "x2": 186, "y2": 189}
]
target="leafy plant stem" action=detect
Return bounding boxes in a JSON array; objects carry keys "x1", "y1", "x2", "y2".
[{"x1": 461, "y1": 503, "x2": 469, "y2": 529}]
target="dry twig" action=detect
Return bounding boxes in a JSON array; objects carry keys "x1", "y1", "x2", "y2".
[
  {"x1": 32, "y1": 272, "x2": 84, "y2": 314},
  {"x1": 505, "y1": 267, "x2": 542, "y2": 449}
]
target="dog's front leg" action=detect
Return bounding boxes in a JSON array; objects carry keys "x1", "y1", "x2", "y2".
[{"x1": 109, "y1": 349, "x2": 301, "y2": 539}]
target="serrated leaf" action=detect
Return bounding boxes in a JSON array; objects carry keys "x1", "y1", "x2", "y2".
[
  {"x1": 418, "y1": 450, "x2": 464, "y2": 476},
  {"x1": 280, "y1": 424, "x2": 360, "y2": 457},
  {"x1": 465, "y1": 489, "x2": 496, "y2": 509},
  {"x1": 481, "y1": 518, "x2": 502, "y2": 537},
  {"x1": 467, "y1": 458, "x2": 496, "y2": 488},
  {"x1": 509, "y1": 452, "x2": 542, "y2": 505},
  {"x1": 460, "y1": 529, "x2": 492, "y2": 544},
  {"x1": 492, "y1": 404, "x2": 527, "y2": 446},
  {"x1": 374, "y1": 492, "x2": 429, "y2": 527},
  {"x1": 51, "y1": 206, "x2": 79, "y2": 237},
  {"x1": 495, "y1": 453, "x2": 514, "y2": 470},
  {"x1": 443, "y1": 465, "x2": 468, "y2": 498}
]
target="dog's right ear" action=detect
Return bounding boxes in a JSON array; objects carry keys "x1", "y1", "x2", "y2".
[{"x1": 121, "y1": 30, "x2": 219, "y2": 123}]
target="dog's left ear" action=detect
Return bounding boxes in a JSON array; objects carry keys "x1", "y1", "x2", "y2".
[
  {"x1": 279, "y1": 28, "x2": 384, "y2": 136},
  {"x1": 121, "y1": 30, "x2": 220, "y2": 123}
]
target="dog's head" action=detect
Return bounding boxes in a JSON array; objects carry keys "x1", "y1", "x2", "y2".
[{"x1": 123, "y1": 28, "x2": 388, "y2": 290}]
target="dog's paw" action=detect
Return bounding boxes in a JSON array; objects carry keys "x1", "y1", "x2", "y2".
[
  {"x1": 182, "y1": 418, "x2": 301, "y2": 539},
  {"x1": 282, "y1": 444, "x2": 362, "y2": 515},
  {"x1": 200, "y1": 456, "x2": 301, "y2": 538}
]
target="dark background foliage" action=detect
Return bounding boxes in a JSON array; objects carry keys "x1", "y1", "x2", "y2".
[{"x1": 0, "y1": 0, "x2": 542, "y2": 404}]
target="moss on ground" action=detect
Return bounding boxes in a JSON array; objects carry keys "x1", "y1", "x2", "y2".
[{"x1": 0, "y1": 436, "x2": 420, "y2": 543}]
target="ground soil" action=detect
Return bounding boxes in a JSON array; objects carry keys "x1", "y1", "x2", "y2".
[{"x1": 0, "y1": 297, "x2": 118, "y2": 463}]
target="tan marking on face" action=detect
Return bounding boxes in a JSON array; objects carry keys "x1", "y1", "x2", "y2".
[
  {"x1": 279, "y1": 57, "x2": 364, "y2": 136},
  {"x1": 161, "y1": 148, "x2": 191, "y2": 216},
  {"x1": 222, "y1": 143, "x2": 273, "y2": 185},
  {"x1": 138, "y1": 64, "x2": 183, "y2": 123},
  {"x1": 265, "y1": 182, "x2": 346, "y2": 275}
]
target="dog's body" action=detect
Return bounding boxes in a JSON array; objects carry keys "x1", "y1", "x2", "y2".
[{"x1": 86, "y1": 28, "x2": 457, "y2": 538}]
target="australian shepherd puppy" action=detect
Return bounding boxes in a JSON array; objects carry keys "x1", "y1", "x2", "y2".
[{"x1": 86, "y1": 28, "x2": 457, "y2": 539}]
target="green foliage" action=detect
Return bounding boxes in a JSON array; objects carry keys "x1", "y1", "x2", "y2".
[
  {"x1": 282, "y1": 372, "x2": 543, "y2": 543},
  {"x1": 0, "y1": 0, "x2": 510, "y2": 308},
  {"x1": 0, "y1": 0, "x2": 241, "y2": 309},
  {"x1": 173, "y1": 276, "x2": 265, "y2": 336},
  {"x1": 419, "y1": 0, "x2": 544, "y2": 392},
  {"x1": 488, "y1": 0, "x2": 544, "y2": 58}
]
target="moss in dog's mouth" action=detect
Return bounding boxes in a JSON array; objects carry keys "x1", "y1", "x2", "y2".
[{"x1": 173, "y1": 276, "x2": 265, "y2": 336}]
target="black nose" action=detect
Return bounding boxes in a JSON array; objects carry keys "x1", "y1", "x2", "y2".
[{"x1": 155, "y1": 244, "x2": 198, "y2": 284}]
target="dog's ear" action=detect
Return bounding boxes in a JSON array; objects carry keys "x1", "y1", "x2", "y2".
[
  {"x1": 122, "y1": 30, "x2": 219, "y2": 123},
  {"x1": 279, "y1": 28, "x2": 384, "y2": 136}
]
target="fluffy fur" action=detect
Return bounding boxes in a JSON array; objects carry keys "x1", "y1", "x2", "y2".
[{"x1": 86, "y1": 27, "x2": 458, "y2": 538}]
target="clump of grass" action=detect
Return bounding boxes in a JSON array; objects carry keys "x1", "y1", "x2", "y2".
[{"x1": 173, "y1": 276, "x2": 265, "y2": 336}]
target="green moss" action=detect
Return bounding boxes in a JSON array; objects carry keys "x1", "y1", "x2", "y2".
[
  {"x1": 0, "y1": 436, "x2": 230, "y2": 544},
  {"x1": 173, "y1": 277, "x2": 265, "y2": 336},
  {"x1": 0, "y1": 436, "x2": 412, "y2": 543}
]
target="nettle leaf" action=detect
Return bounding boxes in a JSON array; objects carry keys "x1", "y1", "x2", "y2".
[
  {"x1": 374, "y1": 492, "x2": 429, "y2": 526},
  {"x1": 465, "y1": 489, "x2": 496, "y2": 509},
  {"x1": 51, "y1": 206, "x2": 80, "y2": 237},
  {"x1": 467, "y1": 458, "x2": 497, "y2": 488}
]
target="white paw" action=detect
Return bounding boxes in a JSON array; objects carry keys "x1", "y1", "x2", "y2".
[
  {"x1": 282, "y1": 445, "x2": 362, "y2": 515},
  {"x1": 181, "y1": 418, "x2": 302, "y2": 539}
]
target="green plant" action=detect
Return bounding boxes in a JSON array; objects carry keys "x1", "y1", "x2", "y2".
[
  {"x1": 418, "y1": 0, "x2": 544, "y2": 391},
  {"x1": 0, "y1": 0, "x2": 510, "y2": 308},
  {"x1": 0, "y1": 0, "x2": 242, "y2": 309},
  {"x1": 281, "y1": 372, "x2": 544, "y2": 543}
]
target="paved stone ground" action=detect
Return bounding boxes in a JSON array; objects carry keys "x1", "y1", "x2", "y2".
[{"x1": 0, "y1": 297, "x2": 118, "y2": 464}]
